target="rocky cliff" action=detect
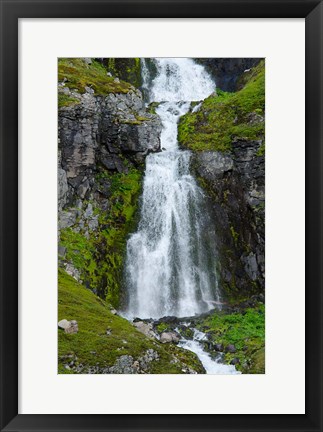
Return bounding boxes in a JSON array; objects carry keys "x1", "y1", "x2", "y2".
[
  {"x1": 58, "y1": 58, "x2": 161, "y2": 306},
  {"x1": 194, "y1": 58, "x2": 261, "y2": 92},
  {"x1": 178, "y1": 60, "x2": 265, "y2": 301}
]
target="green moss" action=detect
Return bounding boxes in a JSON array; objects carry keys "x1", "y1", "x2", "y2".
[
  {"x1": 256, "y1": 142, "x2": 265, "y2": 156},
  {"x1": 147, "y1": 102, "x2": 160, "y2": 115},
  {"x1": 58, "y1": 58, "x2": 132, "y2": 96},
  {"x1": 58, "y1": 93, "x2": 80, "y2": 108},
  {"x1": 178, "y1": 60, "x2": 265, "y2": 152},
  {"x1": 230, "y1": 225, "x2": 239, "y2": 246},
  {"x1": 197, "y1": 304, "x2": 265, "y2": 373},
  {"x1": 105, "y1": 58, "x2": 142, "y2": 88},
  {"x1": 155, "y1": 322, "x2": 169, "y2": 334},
  {"x1": 60, "y1": 169, "x2": 143, "y2": 308},
  {"x1": 58, "y1": 269, "x2": 204, "y2": 374}
]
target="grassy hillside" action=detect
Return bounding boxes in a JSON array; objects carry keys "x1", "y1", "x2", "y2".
[{"x1": 58, "y1": 269, "x2": 205, "y2": 374}]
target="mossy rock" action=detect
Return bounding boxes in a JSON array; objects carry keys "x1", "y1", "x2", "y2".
[
  {"x1": 102, "y1": 58, "x2": 142, "y2": 88},
  {"x1": 58, "y1": 58, "x2": 133, "y2": 95},
  {"x1": 60, "y1": 169, "x2": 143, "y2": 308}
]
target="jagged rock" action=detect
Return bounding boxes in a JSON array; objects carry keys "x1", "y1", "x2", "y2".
[
  {"x1": 160, "y1": 331, "x2": 180, "y2": 344},
  {"x1": 64, "y1": 263, "x2": 81, "y2": 281},
  {"x1": 88, "y1": 216, "x2": 99, "y2": 231},
  {"x1": 194, "y1": 151, "x2": 234, "y2": 180},
  {"x1": 194, "y1": 58, "x2": 261, "y2": 92},
  {"x1": 58, "y1": 209, "x2": 79, "y2": 229},
  {"x1": 242, "y1": 252, "x2": 258, "y2": 281},
  {"x1": 190, "y1": 138, "x2": 265, "y2": 297},
  {"x1": 58, "y1": 166, "x2": 68, "y2": 211},
  {"x1": 77, "y1": 179, "x2": 90, "y2": 199}
]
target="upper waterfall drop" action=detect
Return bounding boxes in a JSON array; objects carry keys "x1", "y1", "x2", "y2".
[{"x1": 125, "y1": 58, "x2": 220, "y2": 319}]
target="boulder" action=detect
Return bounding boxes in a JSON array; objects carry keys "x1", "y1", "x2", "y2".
[
  {"x1": 160, "y1": 331, "x2": 180, "y2": 344},
  {"x1": 58, "y1": 319, "x2": 78, "y2": 334},
  {"x1": 214, "y1": 343, "x2": 224, "y2": 352},
  {"x1": 225, "y1": 344, "x2": 237, "y2": 353},
  {"x1": 133, "y1": 321, "x2": 156, "y2": 339}
]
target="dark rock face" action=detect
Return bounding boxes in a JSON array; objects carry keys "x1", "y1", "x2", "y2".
[
  {"x1": 58, "y1": 86, "x2": 161, "y2": 210},
  {"x1": 192, "y1": 138, "x2": 265, "y2": 299},
  {"x1": 194, "y1": 58, "x2": 262, "y2": 92}
]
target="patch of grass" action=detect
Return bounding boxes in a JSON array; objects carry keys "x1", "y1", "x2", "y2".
[
  {"x1": 58, "y1": 58, "x2": 132, "y2": 96},
  {"x1": 58, "y1": 269, "x2": 204, "y2": 374},
  {"x1": 178, "y1": 60, "x2": 265, "y2": 152},
  {"x1": 197, "y1": 304, "x2": 265, "y2": 373},
  {"x1": 58, "y1": 93, "x2": 80, "y2": 108}
]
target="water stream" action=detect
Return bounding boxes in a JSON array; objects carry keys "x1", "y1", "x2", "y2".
[{"x1": 124, "y1": 58, "x2": 240, "y2": 374}]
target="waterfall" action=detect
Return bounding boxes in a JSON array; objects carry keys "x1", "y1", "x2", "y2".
[{"x1": 125, "y1": 58, "x2": 220, "y2": 319}]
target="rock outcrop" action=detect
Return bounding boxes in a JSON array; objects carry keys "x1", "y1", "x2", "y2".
[
  {"x1": 58, "y1": 59, "x2": 162, "y2": 305},
  {"x1": 194, "y1": 58, "x2": 262, "y2": 91},
  {"x1": 178, "y1": 60, "x2": 265, "y2": 300},
  {"x1": 58, "y1": 85, "x2": 161, "y2": 210},
  {"x1": 192, "y1": 138, "x2": 265, "y2": 298}
]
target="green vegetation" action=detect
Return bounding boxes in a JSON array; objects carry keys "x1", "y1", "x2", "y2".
[
  {"x1": 58, "y1": 93, "x2": 80, "y2": 108},
  {"x1": 58, "y1": 269, "x2": 204, "y2": 374},
  {"x1": 147, "y1": 102, "x2": 160, "y2": 115},
  {"x1": 256, "y1": 142, "x2": 265, "y2": 157},
  {"x1": 178, "y1": 60, "x2": 265, "y2": 152},
  {"x1": 198, "y1": 304, "x2": 265, "y2": 373},
  {"x1": 60, "y1": 169, "x2": 143, "y2": 307},
  {"x1": 230, "y1": 225, "x2": 239, "y2": 246},
  {"x1": 105, "y1": 58, "x2": 142, "y2": 88},
  {"x1": 58, "y1": 58, "x2": 132, "y2": 96}
]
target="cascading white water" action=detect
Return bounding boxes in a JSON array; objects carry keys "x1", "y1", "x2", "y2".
[
  {"x1": 125, "y1": 58, "x2": 221, "y2": 319},
  {"x1": 178, "y1": 328, "x2": 241, "y2": 374}
]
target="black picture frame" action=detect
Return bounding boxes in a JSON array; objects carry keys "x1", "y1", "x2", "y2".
[{"x1": 1, "y1": 1, "x2": 322, "y2": 431}]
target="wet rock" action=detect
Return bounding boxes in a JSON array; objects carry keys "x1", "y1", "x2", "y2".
[
  {"x1": 225, "y1": 344, "x2": 236, "y2": 353},
  {"x1": 230, "y1": 357, "x2": 240, "y2": 365},
  {"x1": 58, "y1": 166, "x2": 68, "y2": 211},
  {"x1": 194, "y1": 151, "x2": 234, "y2": 180},
  {"x1": 214, "y1": 343, "x2": 224, "y2": 352}
]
